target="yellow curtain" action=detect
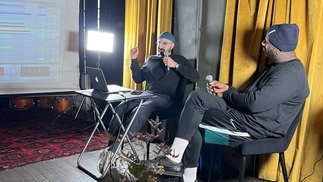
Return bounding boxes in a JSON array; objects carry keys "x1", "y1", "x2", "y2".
[
  {"x1": 220, "y1": 0, "x2": 323, "y2": 181},
  {"x1": 123, "y1": 0, "x2": 173, "y2": 90}
]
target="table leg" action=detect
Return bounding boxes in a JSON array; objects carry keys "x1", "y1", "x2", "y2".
[
  {"x1": 77, "y1": 97, "x2": 147, "y2": 180},
  {"x1": 76, "y1": 99, "x2": 111, "y2": 180}
]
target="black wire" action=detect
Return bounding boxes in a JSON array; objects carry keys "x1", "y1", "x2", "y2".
[
  {"x1": 300, "y1": 153, "x2": 323, "y2": 182},
  {"x1": 145, "y1": 68, "x2": 170, "y2": 90},
  {"x1": 145, "y1": 54, "x2": 170, "y2": 91}
]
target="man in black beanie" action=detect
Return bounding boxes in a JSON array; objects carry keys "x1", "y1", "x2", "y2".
[
  {"x1": 149, "y1": 23, "x2": 309, "y2": 182},
  {"x1": 107, "y1": 31, "x2": 198, "y2": 140},
  {"x1": 97, "y1": 31, "x2": 199, "y2": 173}
]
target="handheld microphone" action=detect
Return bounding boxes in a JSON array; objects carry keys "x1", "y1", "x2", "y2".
[
  {"x1": 205, "y1": 75, "x2": 213, "y2": 83},
  {"x1": 205, "y1": 75, "x2": 215, "y2": 95},
  {"x1": 164, "y1": 50, "x2": 171, "y2": 70}
]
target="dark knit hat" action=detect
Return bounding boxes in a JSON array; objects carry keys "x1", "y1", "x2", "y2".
[
  {"x1": 268, "y1": 23, "x2": 299, "y2": 52},
  {"x1": 157, "y1": 31, "x2": 175, "y2": 43}
]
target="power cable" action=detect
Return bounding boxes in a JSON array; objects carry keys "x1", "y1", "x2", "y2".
[{"x1": 300, "y1": 153, "x2": 323, "y2": 182}]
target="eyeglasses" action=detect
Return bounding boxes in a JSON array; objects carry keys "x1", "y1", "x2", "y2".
[
  {"x1": 156, "y1": 41, "x2": 172, "y2": 46},
  {"x1": 262, "y1": 38, "x2": 271, "y2": 45}
]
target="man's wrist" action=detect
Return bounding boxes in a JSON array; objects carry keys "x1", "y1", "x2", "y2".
[
  {"x1": 226, "y1": 84, "x2": 231, "y2": 91},
  {"x1": 218, "y1": 84, "x2": 230, "y2": 98}
]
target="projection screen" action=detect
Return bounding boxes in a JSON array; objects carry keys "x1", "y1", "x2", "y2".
[{"x1": 0, "y1": 0, "x2": 80, "y2": 95}]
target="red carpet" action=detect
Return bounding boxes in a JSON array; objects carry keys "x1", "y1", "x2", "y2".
[{"x1": 0, "y1": 108, "x2": 108, "y2": 171}]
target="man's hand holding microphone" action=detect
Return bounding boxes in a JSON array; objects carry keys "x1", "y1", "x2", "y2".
[
  {"x1": 205, "y1": 75, "x2": 229, "y2": 97},
  {"x1": 162, "y1": 50, "x2": 178, "y2": 70}
]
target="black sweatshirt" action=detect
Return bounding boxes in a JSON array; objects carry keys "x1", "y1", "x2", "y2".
[
  {"x1": 223, "y1": 59, "x2": 309, "y2": 139},
  {"x1": 131, "y1": 54, "x2": 199, "y2": 99}
]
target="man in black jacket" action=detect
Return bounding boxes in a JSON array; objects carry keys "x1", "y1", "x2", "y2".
[
  {"x1": 150, "y1": 24, "x2": 309, "y2": 182},
  {"x1": 97, "y1": 32, "x2": 199, "y2": 173},
  {"x1": 108, "y1": 31, "x2": 199, "y2": 140}
]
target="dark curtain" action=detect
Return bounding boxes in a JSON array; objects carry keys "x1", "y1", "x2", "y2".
[{"x1": 78, "y1": 0, "x2": 125, "y2": 89}]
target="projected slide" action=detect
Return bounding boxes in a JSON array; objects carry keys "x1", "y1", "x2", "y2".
[{"x1": 0, "y1": 0, "x2": 80, "y2": 95}]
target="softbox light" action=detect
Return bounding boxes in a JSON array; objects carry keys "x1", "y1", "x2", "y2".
[{"x1": 86, "y1": 30, "x2": 114, "y2": 52}]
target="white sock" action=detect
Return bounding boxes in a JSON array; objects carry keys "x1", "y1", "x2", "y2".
[
  {"x1": 183, "y1": 167, "x2": 197, "y2": 182},
  {"x1": 183, "y1": 175, "x2": 196, "y2": 182},
  {"x1": 166, "y1": 137, "x2": 188, "y2": 163}
]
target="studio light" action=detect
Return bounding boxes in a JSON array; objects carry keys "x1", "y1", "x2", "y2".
[{"x1": 87, "y1": 30, "x2": 114, "y2": 52}]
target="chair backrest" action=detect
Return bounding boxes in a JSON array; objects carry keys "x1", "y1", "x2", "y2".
[
  {"x1": 150, "y1": 77, "x2": 187, "y2": 120},
  {"x1": 172, "y1": 76, "x2": 187, "y2": 107},
  {"x1": 280, "y1": 102, "x2": 305, "y2": 148}
]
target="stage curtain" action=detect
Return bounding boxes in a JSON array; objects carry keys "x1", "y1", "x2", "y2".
[
  {"x1": 220, "y1": 0, "x2": 323, "y2": 181},
  {"x1": 123, "y1": 0, "x2": 173, "y2": 90}
]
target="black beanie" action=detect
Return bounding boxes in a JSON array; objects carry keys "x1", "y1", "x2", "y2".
[
  {"x1": 157, "y1": 31, "x2": 175, "y2": 43},
  {"x1": 268, "y1": 23, "x2": 299, "y2": 52}
]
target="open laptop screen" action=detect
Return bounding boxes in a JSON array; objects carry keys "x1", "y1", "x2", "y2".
[{"x1": 86, "y1": 66, "x2": 132, "y2": 93}]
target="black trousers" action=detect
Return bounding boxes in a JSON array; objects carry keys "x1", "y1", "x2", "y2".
[
  {"x1": 176, "y1": 90, "x2": 252, "y2": 168},
  {"x1": 108, "y1": 91, "x2": 172, "y2": 137}
]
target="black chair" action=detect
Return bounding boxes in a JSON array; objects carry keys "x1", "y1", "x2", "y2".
[
  {"x1": 200, "y1": 102, "x2": 305, "y2": 182},
  {"x1": 146, "y1": 77, "x2": 188, "y2": 160}
]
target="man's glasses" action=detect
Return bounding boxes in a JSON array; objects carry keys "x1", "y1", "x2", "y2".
[
  {"x1": 262, "y1": 38, "x2": 271, "y2": 45},
  {"x1": 156, "y1": 41, "x2": 172, "y2": 46}
]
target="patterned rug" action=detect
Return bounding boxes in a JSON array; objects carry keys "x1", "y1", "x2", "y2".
[{"x1": 0, "y1": 108, "x2": 108, "y2": 171}]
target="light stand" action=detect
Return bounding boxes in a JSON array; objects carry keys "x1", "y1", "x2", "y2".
[
  {"x1": 75, "y1": 0, "x2": 114, "y2": 131},
  {"x1": 76, "y1": 30, "x2": 114, "y2": 131},
  {"x1": 87, "y1": 0, "x2": 114, "y2": 68}
]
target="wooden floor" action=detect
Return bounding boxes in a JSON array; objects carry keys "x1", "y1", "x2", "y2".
[
  {"x1": 0, "y1": 146, "x2": 270, "y2": 182},
  {"x1": 0, "y1": 107, "x2": 270, "y2": 182}
]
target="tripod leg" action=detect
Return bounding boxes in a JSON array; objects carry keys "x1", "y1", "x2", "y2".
[
  {"x1": 78, "y1": 99, "x2": 99, "y2": 132},
  {"x1": 75, "y1": 97, "x2": 86, "y2": 119}
]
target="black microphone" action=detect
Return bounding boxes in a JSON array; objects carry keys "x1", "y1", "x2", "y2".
[{"x1": 205, "y1": 75, "x2": 215, "y2": 95}]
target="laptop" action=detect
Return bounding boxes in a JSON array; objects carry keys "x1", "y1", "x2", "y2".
[{"x1": 86, "y1": 66, "x2": 132, "y2": 93}]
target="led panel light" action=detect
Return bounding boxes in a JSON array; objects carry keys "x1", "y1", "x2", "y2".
[{"x1": 87, "y1": 30, "x2": 114, "y2": 52}]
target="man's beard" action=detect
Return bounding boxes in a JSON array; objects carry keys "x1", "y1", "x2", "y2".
[{"x1": 263, "y1": 47, "x2": 275, "y2": 59}]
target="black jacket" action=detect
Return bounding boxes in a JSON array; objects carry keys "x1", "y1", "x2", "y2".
[{"x1": 131, "y1": 54, "x2": 199, "y2": 99}]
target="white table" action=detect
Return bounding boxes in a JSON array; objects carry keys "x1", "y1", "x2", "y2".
[{"x1": 75, "y1": 88, "x2": 153, "y2": 180}]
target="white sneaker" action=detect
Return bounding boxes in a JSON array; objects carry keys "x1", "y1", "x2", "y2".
[{"x1": 97, "y1": 148, "x2": 114, "y2": 173}]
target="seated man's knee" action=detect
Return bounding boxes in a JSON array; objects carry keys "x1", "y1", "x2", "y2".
[{"x1": 187, "y1": 90, "x2": 205, "y2": 101}]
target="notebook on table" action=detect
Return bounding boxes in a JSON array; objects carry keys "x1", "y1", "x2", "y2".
[{"x1": 86, "y1": 66, "x2": 132, "y2": 93}]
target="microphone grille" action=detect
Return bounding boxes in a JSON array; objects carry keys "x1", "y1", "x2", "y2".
[
  {"x1": 205, "y1": 75, "x2": 213, "y2": 83},
  {"x1": 164, "y1": 50, "x2": 170, "y2": 56}
]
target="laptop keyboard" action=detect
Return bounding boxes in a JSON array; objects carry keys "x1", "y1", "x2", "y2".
[{"x1": 130, "y1": 90, "x2": 143, "y2": 95}]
